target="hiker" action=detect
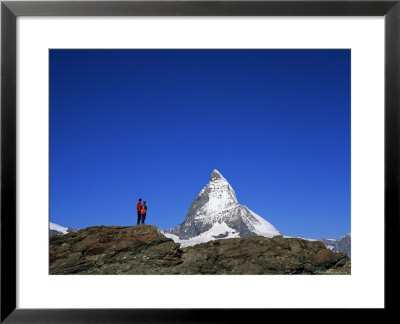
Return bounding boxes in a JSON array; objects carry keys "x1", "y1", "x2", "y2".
[
  {"x1": 140, "y1": 201, "x2": 147, "y2": 224},
  {"x1": 136, "y1": 198, "x2": 142, "y2": 225}
]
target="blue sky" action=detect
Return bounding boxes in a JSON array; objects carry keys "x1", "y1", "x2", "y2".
[{"x1": 50, "y1": 49, "x2": 350, "y2": 239}]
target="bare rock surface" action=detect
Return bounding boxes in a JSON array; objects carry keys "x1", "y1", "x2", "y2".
[{"x1": 49, "y1": 225, "x2": 351, "y2": 275}]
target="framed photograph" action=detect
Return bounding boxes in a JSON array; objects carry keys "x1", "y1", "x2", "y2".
[{"x1": 1, "y1": 0, "x2": 398, "y2": 322}]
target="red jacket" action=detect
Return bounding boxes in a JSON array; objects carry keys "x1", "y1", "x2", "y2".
[
  {"x1": 137, "y1": 202, "x2": 142, "y2": 212},
  {"x1": 141, "y1": 205, "x2": 147, "y2": 215}
]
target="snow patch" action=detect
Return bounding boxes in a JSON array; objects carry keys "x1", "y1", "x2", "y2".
[
  {"x1": 49, "y1": 222, "x2": 69, "y2": 234},
  {"x1": 164, "y1": 221, "x2": 240, "y2": 248},
  {"x1": 242, "y1": 207, "x2": 280, "y2": 238}
]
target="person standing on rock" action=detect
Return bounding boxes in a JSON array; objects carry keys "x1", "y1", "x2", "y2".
[
  {"x1": 136, "y1": 198, "x2": 142, "y2": 225},
  {"x1": 140, "y1": 201, "x2": 147, "y2": 224}
]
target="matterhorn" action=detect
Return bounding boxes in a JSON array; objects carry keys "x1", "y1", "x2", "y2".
[{"x1": 163, "y1": 169, "x2": 281, "y2": 247}]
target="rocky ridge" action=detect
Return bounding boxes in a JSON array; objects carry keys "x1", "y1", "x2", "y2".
[{"x1": 50, "y1": 225, "x2": 351, "y2": 275}]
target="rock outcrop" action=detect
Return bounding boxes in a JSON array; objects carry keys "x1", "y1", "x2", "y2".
[{"x1": 49, "y1": 225, "x2": 351, "y2": 275}]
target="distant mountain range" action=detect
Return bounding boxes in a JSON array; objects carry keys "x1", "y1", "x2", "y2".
[{"x1": 320, "y1": 233, "x2": 351, "y2": 257}]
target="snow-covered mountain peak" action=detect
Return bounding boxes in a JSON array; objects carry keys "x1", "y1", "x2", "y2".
[
  {"x1": 164, "y1": 169, "x2": 281, "y2": 246},
  {"x1": 210, "y1": 169, "x2": 224, "y2": 181},
  {"x1": 198, "y1": 170, "x2": 238, "y2": 214}
]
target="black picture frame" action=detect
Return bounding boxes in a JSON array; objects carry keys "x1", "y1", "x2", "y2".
[{"x1": 1, "y1": 0, "x2": 399, "y2": 322}]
